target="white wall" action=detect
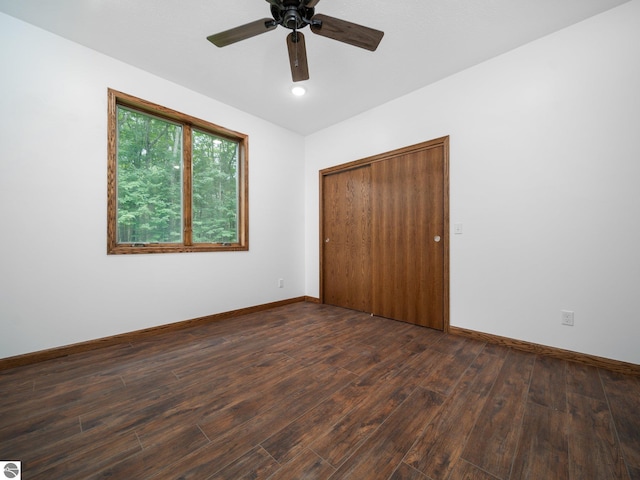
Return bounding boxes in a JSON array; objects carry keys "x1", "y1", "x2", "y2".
[
  {"x1": 304, "y1": 1, "x2": 640, "y2": 364},
  {"x1": 0, "y1": 13, "x2": 306, "y2": 359}
]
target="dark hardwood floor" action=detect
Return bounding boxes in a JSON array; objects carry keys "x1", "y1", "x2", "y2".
[{"x1": 1, "y1": 302, "x2": 638, "y2": 479}]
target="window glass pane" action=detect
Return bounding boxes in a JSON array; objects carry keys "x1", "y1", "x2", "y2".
[
  {"x1": 116, "y1": 106, "x2": 183, "y2": 244},
  {"x1": 192, "y1": 130, "x2": 239, "y2": 243}
]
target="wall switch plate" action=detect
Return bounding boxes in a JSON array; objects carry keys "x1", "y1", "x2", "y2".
[
  {"x1": 561, "y1": 310, "x2": 574, "y2": 326},
  {"x1": 278, "y1": 278, "x2": 284, "y2": 288}
]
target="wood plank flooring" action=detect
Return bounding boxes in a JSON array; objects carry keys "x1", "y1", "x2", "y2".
[{"x1": 0, "y1": 302, "x2": 638, "y2": 479}]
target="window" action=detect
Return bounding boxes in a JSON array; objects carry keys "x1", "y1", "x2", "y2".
[{"x1": 107, "y1": 89, "x2": 248, "y2": 254}]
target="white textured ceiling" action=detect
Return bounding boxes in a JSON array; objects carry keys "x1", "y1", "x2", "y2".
[{"x1": 0, "y1": 0, "x2": 630, "y2": 135}]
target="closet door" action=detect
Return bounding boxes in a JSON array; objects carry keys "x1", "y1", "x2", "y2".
[
  {"x1": 320, "y1": 137, "x2": 448, "y2": 331},
  {"x1": 371, "y1": 145, "x2": 446, "y2": 329},
  {"x1": 321, "y1": 165, "x2": 372, "y2": 312}
]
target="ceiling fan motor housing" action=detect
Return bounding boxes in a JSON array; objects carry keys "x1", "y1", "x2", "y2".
[{"x1": 271, "y1": 0, "x2": 315, "y2": 30}]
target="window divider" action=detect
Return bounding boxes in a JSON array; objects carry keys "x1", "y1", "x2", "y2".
[{"x1": 183, "y1": 124, "x2": 193, "y2": 246}]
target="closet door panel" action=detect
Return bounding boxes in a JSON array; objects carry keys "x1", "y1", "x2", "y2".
[
  {"x1": 371, "y1": 146, "x2": 445, "y2": 329},
  {"x1": 321, "y1": 166, "x2": 372, "y2": 312}
]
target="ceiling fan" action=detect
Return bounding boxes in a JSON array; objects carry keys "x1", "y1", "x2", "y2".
[{"x1": 207, "y1": 0, "x2": 384, "y2": 82}]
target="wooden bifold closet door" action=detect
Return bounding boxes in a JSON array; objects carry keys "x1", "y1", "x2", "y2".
[{"x1": 321, "y1": 137, "x2": 449, "y2": 331}]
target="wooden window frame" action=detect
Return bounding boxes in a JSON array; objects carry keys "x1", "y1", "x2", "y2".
[{"x1": 107, "y1": 88, "x2": 249, "y2": 254}]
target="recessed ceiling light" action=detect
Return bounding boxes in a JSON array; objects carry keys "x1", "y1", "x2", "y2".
[{"x1": 291, "y1": 85, "x2": 306, "y2": 97}]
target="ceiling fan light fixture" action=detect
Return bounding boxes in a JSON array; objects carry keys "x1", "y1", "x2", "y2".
[
  {"x1": 283, "y1": 8, "x2": 302, "y2": 29},
  {"x1": 291, "y1": 85, "x2": 307, "y2": 96}
]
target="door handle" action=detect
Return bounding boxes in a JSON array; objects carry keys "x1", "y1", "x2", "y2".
[
  {"x1": 434, "y1": 235, "x2": 441, "y2": 242},
  {"x1": 325, "y1": 238, "x2": 330, "y2": 243}
]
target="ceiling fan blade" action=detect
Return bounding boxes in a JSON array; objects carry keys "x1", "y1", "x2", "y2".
[
  {"x1": 207, "y1": 18, "x2": 276, "y2": 47},
  {"x1": 310, "y1": 14, "x2": 384, "y2": 51},
  {"x1": 287, "y1": 31, "x2": 310, "y2": 82},
  {"x1": 304, "y1": 0, "x2": 321, "y2": 7}
]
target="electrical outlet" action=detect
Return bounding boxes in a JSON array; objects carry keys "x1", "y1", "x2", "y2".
[{"x1": 561, "y1": 310, "x2": 574, "y2": 326}]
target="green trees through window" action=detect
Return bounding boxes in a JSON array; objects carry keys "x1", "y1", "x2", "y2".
[
  {"x1": 192, "y1": 129, "x2": 239, "y2": 244},
  {"x1": 107, "y1": 89, "x2": 248, "y2": 254},
  {"x1": 116, "y1": 107, "x2": 184, "y2": 244}
]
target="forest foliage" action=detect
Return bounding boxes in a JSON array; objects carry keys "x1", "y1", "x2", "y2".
[{"x1": 116, "y1": 106, "x2": 239, "y2": 244}]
